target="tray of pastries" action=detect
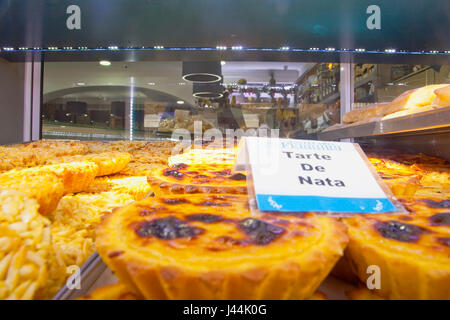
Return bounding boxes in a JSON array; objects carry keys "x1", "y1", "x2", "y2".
[
  {"x1": 0, "y1": 138, "x2": 449, "y2": 300},
  {"x1": 320, "y1": 84, "x2": 450, "y2": 140}
]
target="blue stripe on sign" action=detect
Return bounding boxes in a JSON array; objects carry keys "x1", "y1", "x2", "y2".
[{"x1": 256, "y1": 194, "x2": 397, "y2": 213}]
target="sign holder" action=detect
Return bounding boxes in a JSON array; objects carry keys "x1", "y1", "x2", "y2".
[{"x1": 235, "y1": 137, "x2": 408, "y2": 217}]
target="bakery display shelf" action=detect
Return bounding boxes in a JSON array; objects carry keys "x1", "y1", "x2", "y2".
[
  {"x1": 318, "y1": 91, "x2": 340, "y2": 104},
  {"x1": 318, "y1": 106, "x2": 450, "y2": 141},
  {"x1": 354, "y1": 72, "x2": 376, "y2": 89},
  {"x1": 392, "y1": 66, "x2": 431, "y2": 84}
]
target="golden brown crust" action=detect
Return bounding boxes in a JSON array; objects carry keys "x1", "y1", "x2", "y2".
[
  {"x1": 343, "y1": 213, "x2": 450, "y2": 299},
  {"x1": 79, "y1": 282, "x2": 326, "y2": 300},
  {"x1": 147, "y1": 164, "x2": 248, "y2": 196},
  {"x1": 0, "y1": 190, "x2": 52, "y2": 300},
  {"x1": 46, "y1": 152, "x2": 131, "y2": 177},
  {"x1": 0, "y1": 140, "x2": 87, "y2": 173},
  {"x1": 432, "y1": 85, "x2": 450, "y2": 107},
  {"x1": 343, "y1": 84, "x2": 449, "y2": 124},
  {"x1": 0, "y1": 171, "x2": 65, "y2": 215},
  {"x1": 0, "y1": 162, "x2": 99, "y2": 195},
  {"x1": 77, "y1": 282, "x2": 142, "y2": 300},
  {"x1": 96, "y1": 194, "x2": 348, "y2": 300}
]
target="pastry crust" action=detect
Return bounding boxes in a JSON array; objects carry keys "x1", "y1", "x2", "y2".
[
  {"x1": 343, "y1": 84, "x2": 449, "y2": 124},
  {"x1": 77, "y1": 282, "x2": 142, "y2": 300},
  {"x1": 78, "y1": 282, "x2": 326, "y2": 300},
  {"x1": 344, "y1": 213, "x2": 450, "y2": 299},
  {"x1": 0, "y1": 162, "x2": 99, "y2": 195},
  {"x1": 147, "y1": 163, "x2": 248, "y2": 195},
  {"x1": 96, "y1": 194, "x2": 348, "y2": 300},
  {"x1": 432, "y1": 85, "x2": 450, "y2": 107},
  {"x1": 0, "y1": 189, "x2": 52, "y2": 300},
  {"x1": 46, "y1": 152, "x2": 131, "y2": 177},
  {"x1": 0, "y1": 170, "x2": 65, "y2": 215}
]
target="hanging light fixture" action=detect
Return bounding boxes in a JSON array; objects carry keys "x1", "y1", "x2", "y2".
[
  {"x1": 182, "y1": 61, "x2": 222, "y2": 83},
  {"x1": 193, "y1": 82, "x2": 224, "y2": 99}
]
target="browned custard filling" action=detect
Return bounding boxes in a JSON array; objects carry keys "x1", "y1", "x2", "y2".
[
  {"x1": 132, "y1": 215, "x2": 287, "y2": 246},
  {"x1": 148, "y1": 163, "x2": 248, "y2": 195},
  {"x1": 95, "y1": 191, "x2": 349, "y2": 299},
  {"x1": 374, "y1": 220, "x2": 429, "y2": 243}
]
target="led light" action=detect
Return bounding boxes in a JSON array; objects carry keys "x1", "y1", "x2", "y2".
[
  {"x1": 355, "y1": 48, "x2": 366, "y2": 52},
  {"x1": 76, "y1": 82, "x2": 86, "y2": 86},
  {"x1": 148, "y1": 82, "x2": 156, "y2": 86},
  {"x1": 220, "y1": 61, "x2": 226, "y2": 66},
  {"x1": 216, "y1": 46, "x2": 227, "y2": 50},
  {"x1": 280, "y1": 46, "x2": 290, "y2": 51},
  {"x1": 3, "y1": 47, "x2": 14, "y2": 51},
  {"x1": 154, "y1": 45, "x2": 164, "y2": 49},
  {"x1": 178, "y1": 82, "x2": 186, "y2": 86},
  {"x1": 99, "y1": 60, "x2": 111, "y2": 66},
  {"x1": 231, "y1": 46, "x2": 243, "y2": 50},
  {"x1": 177, "y1": 100, "x2": 185, "y2": 104},
  {"x1": 130, "y1": 77, "x2": 135, "y2": 141},
  {"x1": 385, "y1": 49, "x2": 396, "y2": 53},
  {"x1": 108, "y1": 46, "x2": 118, "y2": 50},
  {"x1": 326, "y1": 47, "x2": 335, "y2": 51}
]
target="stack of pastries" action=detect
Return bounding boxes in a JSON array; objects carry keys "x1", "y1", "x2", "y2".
[
  {"x1": 0, "y1": 138, "x2": 448, "y2": 300},
  {"x1": 0, "y1": 139, "x2": 179, "y2": 299},
  {"x1": 323, "y1": 84, "x2": 450, "y2": 130}
]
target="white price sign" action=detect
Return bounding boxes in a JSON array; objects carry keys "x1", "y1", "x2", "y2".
[
  {"x1": 235, "y1": 137, "x2": 398, "y2": 214},
  {"x1": 144, "y1": 114, "x2": 160, "y2": 128}
]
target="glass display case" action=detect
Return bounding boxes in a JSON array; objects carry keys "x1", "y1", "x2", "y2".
[{"x1": 0, "y1": 0, "x2": 449, "y2": 302}]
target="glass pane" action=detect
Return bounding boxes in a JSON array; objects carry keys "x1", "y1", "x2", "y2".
[
  {"x1": 42, "y1": 61, "x2": 340, "y2": 142},
  {"x1": 353, "y1": 63, "x2": 450, "y2": 109}
]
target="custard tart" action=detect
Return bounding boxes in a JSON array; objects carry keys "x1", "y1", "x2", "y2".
[
  {"x1": 96, "y1": 194, "x2": 348, "y2": 300},
  {"x1": 147, "y1": 163, "x2": 247, "y2": 195},
  {"x1": 46, "y1": 152, "x2": 131, "y2": 177},
  {"x1": 344, "y1": 212, "x2": 450, "y2": 299}
]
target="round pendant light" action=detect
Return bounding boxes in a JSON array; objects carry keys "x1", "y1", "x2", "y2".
[
  {"x1": 193, "y1": 82, "x2": 224, "y2": 99},
  {"x1": 182, "y1": 61, "x2": 222, "y2": 83}
]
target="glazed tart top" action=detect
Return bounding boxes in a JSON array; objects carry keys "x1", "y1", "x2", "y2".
[
  {"x1": 96, "y1": 194, "x2": 348, "y2": 270},
  {"x1": 147, "y1": 163, "x2": 248, "y2": 194},
  {"x1": 345, "y1": 211, "x2": 450, "y2": 265}
]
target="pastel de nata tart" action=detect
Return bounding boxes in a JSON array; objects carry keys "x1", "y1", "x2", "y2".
[
  {"x1": 398, "y1": 197, "x2": 449, "y2": 216},
  {"x1": 96, "y1": 194, "x2": 348, "y2": 300},
  {"x1": 344, "y1": 212, "x2": 450, "y2": 299},
  {"x1": 46, "y1": 152, "x2": 131, "y2": 177},
  {"x1": 383, "y1": 176, "x2": 420, "y2": 198},
  {"x1": 168, "y1": 148, "x2": 237, "y2": 166},
  {"x1": 147, "y1": 163, "x2": 247, "y2": 195},
  {"x1": 0, "y1": 162, "x2": 99, "y2": 195},
  {"x1": 0, "y1": 171, "x2": 64, "y2": 215}
]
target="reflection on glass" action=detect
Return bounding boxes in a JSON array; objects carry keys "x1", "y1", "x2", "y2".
[
  {"x1": 352, "y1": 64, "x2": 450, "y2": 109},
  {"x1": 42, "y1": 61, "x2": 342, "y2": 141}
]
